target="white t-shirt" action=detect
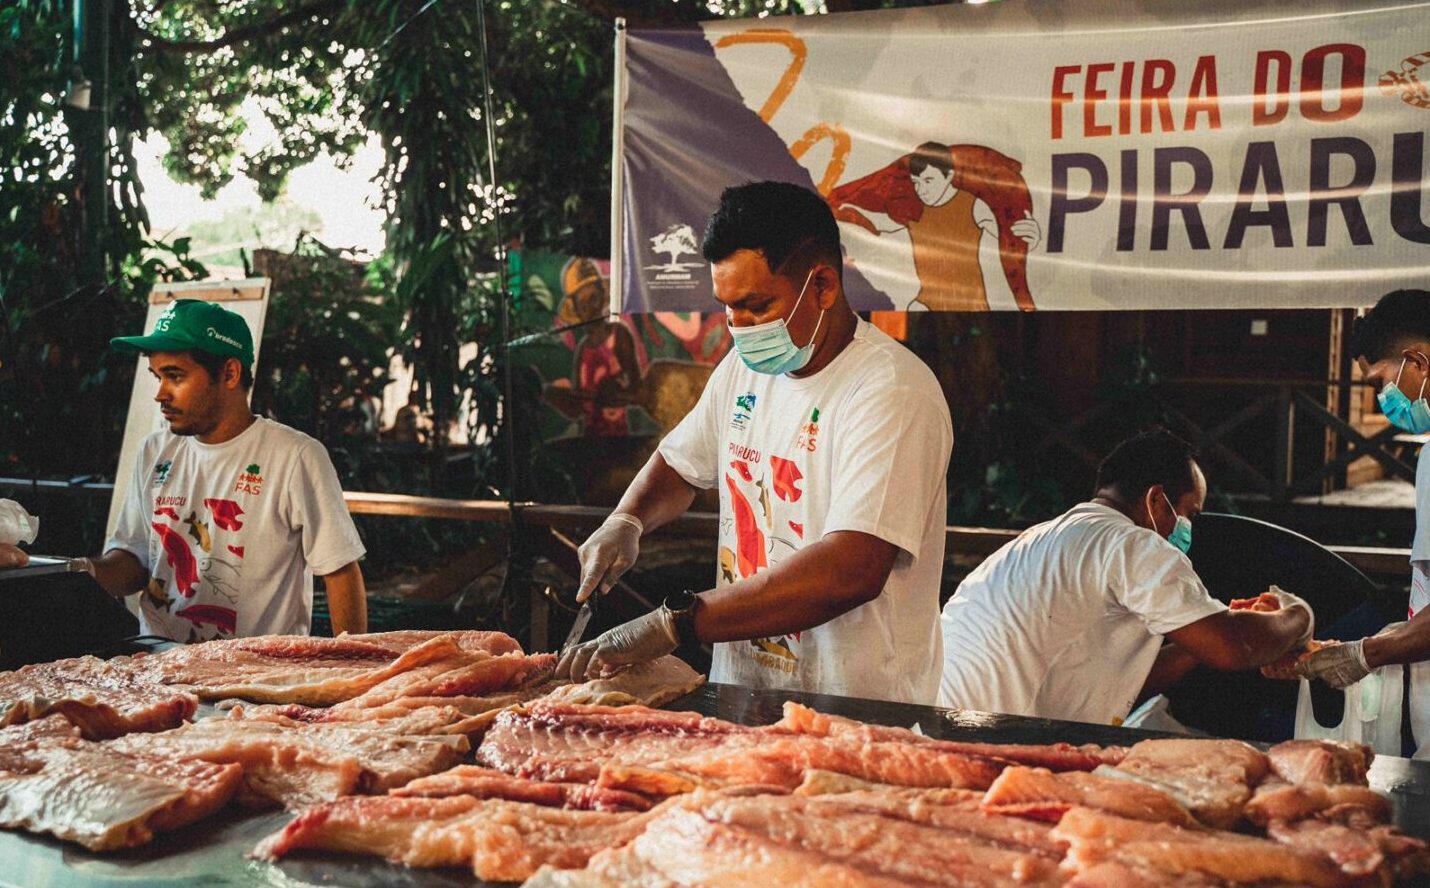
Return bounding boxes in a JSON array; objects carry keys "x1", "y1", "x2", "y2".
[
  {"x1": 659, "y1": 319, "x2": 952, "y2": 704},
  {"x1": 106, "y1": 417, "x2": 366, "y2": 641},
  {"x1": 1408, "y1": 444, "x2": 1429, "y2": 757},
  {"x1": 938, "y1": 502, "x2": 1227, "y2": 724}
]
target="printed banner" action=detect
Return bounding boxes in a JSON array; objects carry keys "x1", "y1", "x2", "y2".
[{"x1": 613, "y1": 0, "x2": 1430, "y2": 312}]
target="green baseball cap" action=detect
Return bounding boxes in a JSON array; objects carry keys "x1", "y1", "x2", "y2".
[{"x1": 110, "y1": 299, "x2": 255, "y2": 366}]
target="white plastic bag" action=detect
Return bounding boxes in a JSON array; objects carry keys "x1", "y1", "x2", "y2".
[{"x1": 1294, "y1": 664, "x2": 1404, "y2": 757}]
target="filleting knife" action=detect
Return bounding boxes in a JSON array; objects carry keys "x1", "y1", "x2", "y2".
[{"x1": 561, "y1": 588, "x2": 598, "y2": 651}]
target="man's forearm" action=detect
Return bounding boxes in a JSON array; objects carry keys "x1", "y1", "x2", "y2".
[
  {"x1": 610, "y1": 452, "x2": 699, "y2": 535},
  {"x1": 323, "y1": 561, "x2": 368, "y2": 636},
  {"x1": 86, "y1": 550, "x2": 149, "y2": 598},
  {"x1": 1227, "y1": 608, "x2": 1310, "y2": 668},
  {"x1": 1137, "y1": 643, "x2": 1200, "y2": 702},
  {"x1": 692, "y1": 531, "x2": 896, "y2": 644},
  {"x1": 1364, "y1": 611, "x2": 1430, "y2": 668}
]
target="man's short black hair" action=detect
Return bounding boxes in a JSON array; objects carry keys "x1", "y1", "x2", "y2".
[
  {"x1": 1094, "y1": 428, "x2": 1199, "y2": 502},
  {"x1": 172, "y1": 349, "x2": 254, "y2": 390},
  {"x1": 1351, "y1": 289, "x2": 1430, "y2": 363},
  {"x1": 701, "y1": 181, "x2": 842, "y2": 280},
  {"x1": 908, "y1": 141, "x2": 953, "y2": 178}
]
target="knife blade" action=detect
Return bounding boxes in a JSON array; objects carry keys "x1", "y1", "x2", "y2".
[{"x1": 561, "y1": 592, "x2": 597, "y2": 651}]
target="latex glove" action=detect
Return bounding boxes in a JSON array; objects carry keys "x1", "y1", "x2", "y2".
[
  {"x1": 0, "y1": 543, "x2": 28, "y2": 569},
  {"x1": 0, "y1": 499, "x2": 38, "y2": 546},
  {"x1": 576, "y1": 514, "x2": 643, "y2": 602},
  {"x1": 1265, "y1": 586, "x2": 1315, "y2": 646},
  {"x1": 555, "y1": 608, "x2": 678, "y2": 682},
  {"x1": 1297, "y1": 639, "x2": 1370, "y2": 690}
]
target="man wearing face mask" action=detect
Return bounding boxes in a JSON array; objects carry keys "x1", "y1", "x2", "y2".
[
  {"x1": 556, "y1": 181, "x2": 953, "y2": 703},
  {"x1": 1298, "y1": 289, "x2": 1430, "y2": 755},
  {"x1": 938, "y1": 428, "x2": 1312, "y2": 724}
]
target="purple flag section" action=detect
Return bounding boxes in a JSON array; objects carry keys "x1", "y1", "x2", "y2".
[{"x1": 619, "y1": 27, "x2": 893, "y2": 314}]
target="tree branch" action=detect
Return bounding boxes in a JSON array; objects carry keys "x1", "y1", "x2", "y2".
[{"x1": 138, "y1": 0, "x2": 345, "y2": 53}]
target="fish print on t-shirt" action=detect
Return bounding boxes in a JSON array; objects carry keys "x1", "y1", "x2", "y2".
[
  {"x1": 145, "y1": 458, "x2": 261, "y2": 641},
  {"x1": 721, "y1": 406, "x2": 820, "y2": 676}
]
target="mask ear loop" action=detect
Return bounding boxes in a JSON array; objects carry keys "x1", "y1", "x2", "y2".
[
  {"x1": 1144, "y1": 488, "x2": 1164, "y2": 537},
  {"x1": 1415, "y1": 352, "x2": 1429, "y2": 400}
]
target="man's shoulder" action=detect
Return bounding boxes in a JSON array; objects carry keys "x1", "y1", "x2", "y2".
[
  {"x1": 248, "y1": 419, "x2": 333, "y2": 468},
  {"x1": 842, "y1": 322, "x2": 946, "y2": 401}
]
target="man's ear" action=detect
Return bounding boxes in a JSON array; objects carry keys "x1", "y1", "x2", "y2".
[
  {"x1": 813, "y1": 264, "x2": 840, "y2": 310},
  {"x1": 225, "y1": 357, "x2": 242, "y2": 389}
]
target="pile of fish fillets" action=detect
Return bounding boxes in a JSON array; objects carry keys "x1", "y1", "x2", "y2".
[
  {"x1": 0, "y1": 630, "x2": 703, "y2": 851},
  {"x1": 259, "y1": 700, "x2": 1430, "y2": 887}
]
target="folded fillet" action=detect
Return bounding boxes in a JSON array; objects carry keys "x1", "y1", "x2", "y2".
[
  {"x1": 1266, "y1": 739, "x2": 1373, "y2": 786},
  {"x1": 1051, "y1": 805, "x2": 1351, "y2": 887},
  {"x1": 393, "y1": 765, "x2": 655, "y2": 812},
  {"x1": 776, "y1": 702, "x2": 1127, "y2": 770},
  {"x1": 254, "y1": 793, "x2": 667, "y2": 882},
  {"x1": 537, "y1": 657, "x2": 705, "y2": 709},
  {"x1": 1111, "y1": 738, "x2": 1269, "y2": 830},
  {"x1": 0, "y1": 716, "x2": 240, "y2": 851},
  {"x1": 1248, "y1": 738, "x2": 1388, "y2": 827},
  {"x1": 981, "y1": 765, "x2": 1196, "y2": 826},
  {"x1": 326, "y1": 650, "x2": 556, "y2": 712},
  {"x1": 111, "y1": 715, "x2": 467, "y2": 809}
]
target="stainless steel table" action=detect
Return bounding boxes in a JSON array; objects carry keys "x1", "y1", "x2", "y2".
[{"x1": 2, "y1": 681, "x2": 1427, "y2": 887}]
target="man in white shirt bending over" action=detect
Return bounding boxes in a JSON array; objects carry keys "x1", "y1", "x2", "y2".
[
  {"x1": 556, "y1": 181, "x2": 953, "y2": 704},
  {"x1": 939, "y1": 428, "x2": 1312, "y2": 724}
]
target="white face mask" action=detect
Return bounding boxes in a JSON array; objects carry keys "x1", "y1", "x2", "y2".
[{"x1": 726, "y1": 268, "x2": 824, "y2": 375}]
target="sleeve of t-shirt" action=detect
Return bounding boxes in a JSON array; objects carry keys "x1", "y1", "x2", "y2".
[
  {"x1": 1110, "y1": 531, "x2": 1228, "y2": 635},
  {"x1": 657, "y1": 354, "x2": 733, "y2": 490},
  {"x1": 289, "y1": 440, "x2": 367, "y2": 576},
  {"x1": 104, "y1": 436, "x2": 157, "y2": 571},
  {"x1": 821, "y1": 364, "x2": 953, "y2": 562}
]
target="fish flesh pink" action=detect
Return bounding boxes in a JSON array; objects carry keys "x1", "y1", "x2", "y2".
[
  {"x1": 0, "y1": 655, "x2": 196, "y2": 739},
  {"x1": 327, "y1": 650, "x2": 556, "y2": 711},
  {"x1": 1113, "y1": 738, "x2": 1269, "y2": 829},
  {"x1": 140, "y1": 633, "x2": 529, "y2": 706},
  {"x1": 393, "y1": 764, "x2": 654, "y2": 811},
  {"x1": 1266, "y1": 739, "x2": 1373, "y2": 786},
  {"x1": 1245, "y1": 780, "x2": 1390, "y2": 826},
  {"x1": 597, "y1": 733, "x2": 1007, "y2": 796},
  {"x1": 0, "y1": 716, "x2": 240, "y2": 850},
  {"x1": 112, "y1": 714, "x2": 467, "y2": 808},
  {"x1": 254, "y1": 793, "x2": 666, "y2": 882},
  {"x1": 776, "y1": 702, "x2": 1126, "y2": 771},
  {"x1": 981, "y1": 765, "x2": 1195, "y2": 826},
  {"x1": 1267, "y1": 817, "x2": 1430, "y2": 882},
  {"x1": 1051, "y1": 805, "x2": 1350, "y2": 887}
]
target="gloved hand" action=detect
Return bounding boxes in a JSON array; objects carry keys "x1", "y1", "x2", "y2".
[
  {"x1": 0, "y1": 499, "x2": 38, "y2": 547},
  {"x1": 1297, "y1": 639, "x2": 1371, "y2": 689},
  {"x1": 576, "y1": 514, "x2": 643, "y2": 602},
  {"x1": 1265, "y1": 586, "x2": 1315, "y2": 646},
  {"x1": 555, "y1": 607, "x2": 678, "y2": 681}
]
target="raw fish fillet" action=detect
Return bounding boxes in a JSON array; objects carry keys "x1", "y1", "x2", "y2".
[
  {"x1": 1266, "y1": 739, "x2": 1373, "y2": 786},
  {"x1": 981, "y1": 765, "x2": 1195, "y2": 826},
  {"x1": 0, "y1": 655, "x2": 197, "y2": 739},
  {"x1": 1245, "y1": 780, "x2": 1390, "y2": 826},
  {"x1": 0, "y1": 716, "x2": 240, "y2": 850},
  {"x1": 254, "y1": 793, "x2": 667, "y2": 882},
  {"x1": 539, "y1": 656, "x2": 705, "y2": 708},
  {"x1": 328, "y1": 649, "x2": 556, "y2": 710},
  {"x1": 1051, "y1": 806, "x2": 1350, "y2": 887},
  {"x1": 112, "y1": 714, "x2": 467, "y2": 809},
  {"x1": 142, "y1": 631, "x2": 525, "y2": 705},
  {"x1": 394, "y1": 765, "x2": 654, "y2": 811},
  {"x1": 1113, "y1": 738, "x2": 1269, "y2": 829},
  {"x1": 777, "y1": 702, "x2": 1126, "y2": 770},
  {"x1": 598, "y1": 733, "x2": 1007, "y2": 796},
  {"x1": 1268, "y1": 817, "x2": 1430, "y2": 882},
  {"x1": 478, "y1": 701, "x2": 755, "y2": 783}
]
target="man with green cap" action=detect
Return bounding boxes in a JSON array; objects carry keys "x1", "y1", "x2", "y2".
[{"x1": 77, "y1": 299, "x2": 369, "y2": 641}]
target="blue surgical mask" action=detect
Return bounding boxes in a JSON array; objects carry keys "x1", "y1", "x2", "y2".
[
  {"x1": 1377, "y1": 357, "x2": 1430, "y2": 434},
  {"x1": 1160, "y1": 492, "x2": 1193, "y2": 554},
  {"x1": 728, "y1": 269, "x2": 825, "y2": 376}
]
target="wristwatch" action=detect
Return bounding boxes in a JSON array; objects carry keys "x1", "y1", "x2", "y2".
[{"x1": 662, "y1": 588, "x2": 700, "y2": 646}]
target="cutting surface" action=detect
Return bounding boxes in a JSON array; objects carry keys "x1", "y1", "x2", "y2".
[{"x1": 1, "y1": 681, "x2": 1427, "y2": 887}]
